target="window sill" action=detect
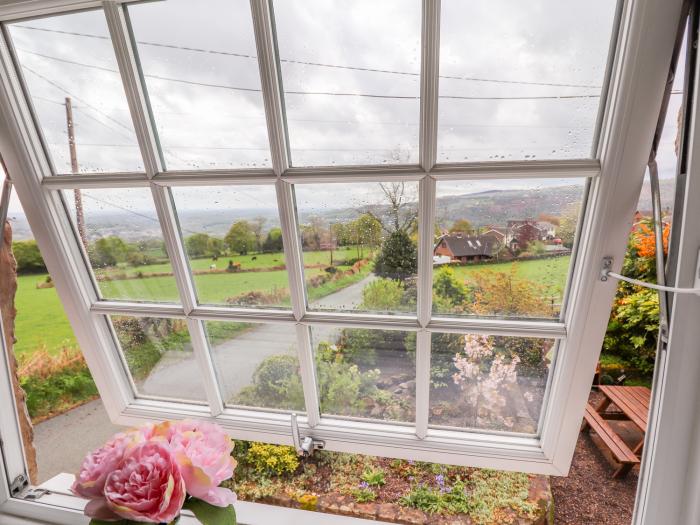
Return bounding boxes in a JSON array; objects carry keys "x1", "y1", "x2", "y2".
[{"x1": 0, "y1": 473, "x2": 392, "y2": 525}]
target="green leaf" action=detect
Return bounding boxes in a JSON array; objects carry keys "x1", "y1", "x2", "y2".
[{"x1": 183, "y1": 498, "x2": 236, "y2": 525}]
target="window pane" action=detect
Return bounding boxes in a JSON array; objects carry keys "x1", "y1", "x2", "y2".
[
  {"x1": 430, "y1": 333, "x2": 556, "y2": 434},
  {"x1": 204, "y1": 321, "x2": 304, "y2": 412},
  {"x1": 433, "y1": 179, "x2": 584, "y2": 319},
  {"x1": 171, "y1": 185, "x2": 289, "y2": 307},
  {"x1": 311, "y1": 326, "x2": 415, "y2": 423},
  {"x1": 273, "y1": 0, "x2": 421, "y2": 167},
  {"x1": 128, "y1": 0, "x2": 271, "y2": 170},
  {"x1": 294, "y1": 182, "x2": 418, "y2": 314},
  {"x1": 8, "y1": 10, "x2": 143, "y2": 173},
  {"x1": 62, "y1": 188, "x2": 179, "y2": 303},
  {"x1": 110, "y1": 315, "x2": 207, "y2": 403},
  {"x1": 438, "y1": 0, "x2": 617, "y2": 162}
]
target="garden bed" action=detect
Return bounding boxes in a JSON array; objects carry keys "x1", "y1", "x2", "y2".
[{"x1": 226, "y1": 443, "x2": 553, "y2": 525}]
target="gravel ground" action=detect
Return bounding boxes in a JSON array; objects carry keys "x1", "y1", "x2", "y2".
[{"x1": 551, "y1": 391, "x2": 640, "y2": 524}]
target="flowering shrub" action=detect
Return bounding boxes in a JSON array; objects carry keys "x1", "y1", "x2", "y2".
[
  {"x1": 452, "y1": 335, "x2": 521, "y2": 430},
  {"x1": 602, "y1": 217, "x2": 669, "y2": 378},
  {"x1": 72, "y1": 419, "x2": 237, "y2": 524},
  {"x1": 246, "y1": 442, "x2": 299, "y2": 478}
]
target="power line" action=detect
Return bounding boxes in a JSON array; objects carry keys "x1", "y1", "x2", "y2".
[
  {"x1": 17, "y1": 48, "x2": 601, "y2": 101},
  {"x1": 21, "y1": 64, "x2": 136, "y2": 134},
  {"x1": 12, "y1": 24, "x2": 603, "y2": 90}
]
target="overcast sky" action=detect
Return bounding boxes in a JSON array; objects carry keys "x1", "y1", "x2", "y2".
[{"x1": 1, "y1": 0, "x2": 683, "y2": 217}]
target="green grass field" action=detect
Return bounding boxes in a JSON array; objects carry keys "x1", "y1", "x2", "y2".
[
  {"x1": 13, "y1": 248, "x2": 360, "y2": 357},
  {"x1": 449, "y1": 256, "x2": 571, "y2": 297},
  {"x1": 13, "y1": 253, "x2": 569, "y2": 359},
  {"x1": 95, "y1": 246, "x2": 358, "y2": 279}
]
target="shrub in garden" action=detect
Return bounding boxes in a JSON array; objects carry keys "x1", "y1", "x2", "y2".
[
  {"x1": 245, "y1": 442, "x2": 300, "y2": 478},
  {"x1": 452, "y1": 335, "x2": 521, "y2": 430},
  {"x1": 469, "y1": 267, "x2": 551, "y2": 317},
  {"x1": 18, "y1": 348, "x2": 97, "y2": 420},
  {"x1": 603, "y1": 288, "x2": 659, "y2": 375},
  {"x1": 433, "y1": 266, "x2": 470, "y2": 308},
  {"x1": 601, "y1": 218, "x2": 668, "y2": 378},
  {"x1": 374, "y1": 229, "x2": 417, "y2": 280},
  {"x1": 234, "y1": 354, "x2": 305, "y2": 411},
  {"x1": 360, "y1": 277, "x2": 404, "y2": 311}
]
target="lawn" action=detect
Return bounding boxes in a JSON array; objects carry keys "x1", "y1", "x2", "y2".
[
  {"x1": 15, "y1": 273, "x2": 78, "y2": 357},
  {"x1": 449, "y1": 255, "x2": 571, "y2": 297},
  {"x1": 13, "y1": 254, "x2": 568, "y2": 359},
  {"x1": 13, "y1": 248, "x2": 363, "y2": 357},
  {"x1": 95, "y1": 246, "x2": 358, "y2": 279}
]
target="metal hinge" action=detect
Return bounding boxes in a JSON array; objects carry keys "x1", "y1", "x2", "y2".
[
  {"x1": 8, "y1": 474, "x2": 50, "y2": 500},
  {"x1": 8, "y1": 474, "x2": 28, "y2": 496},
  {"x1": 290, "y1": 413, "x2": 325, "y2": 457}
]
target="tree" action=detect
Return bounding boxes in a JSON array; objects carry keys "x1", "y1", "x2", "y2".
[
  {"x1": 262, "y1": 227, "x2": 284, "y2": 252},
  {"x1": 374, "y1": 229, "x2": 417, "y2": 280},
  {"x1": 433, "y1": 266, "x2": 469, "y2": 307},
  {"x1": 185, "y1": 233, "x2": 211, "y2": 257},
  {"x1": 365, "y1": 182, "x2": 417, "y2": 234},
  {"x1": 537, "y1": 213, "x2": 560, "y2": 226},
  {"x1": 251, "y1": 216, "x2": 267, "y2": 252},
  {"x1": 557, "y1": 204, "x2": 580, "y2": 248},
  {"x1": 89, "y1": 236, "x2": 130, "y2": 268},
  {"x1": 355, "y1": 213, "x2": 382, "y2": 249},
  {"x1": 449, "y1": 219, "x2": 473, "y2": 234},
  {"x1": 225, "y1": 220, "x2": 256, "y2": 255},
  {"x1": 469, "y1": 267, "x2": 551, "y2": 317},
  {"x1": 207, "y1": 237, "x2": 224, "y2": 257},
  {"x1": 300, "y1": 216, "x2": 324, "y2": 250},
  {"x1": 12, "y1": 240, "x2": 47, "y2": 273}
]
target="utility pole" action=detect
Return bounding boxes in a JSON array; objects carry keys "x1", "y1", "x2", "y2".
[{"x1": 65, "y1": 97, "x2": 88, "y2": 250}]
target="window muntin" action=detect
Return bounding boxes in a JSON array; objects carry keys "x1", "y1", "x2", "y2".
[
  {"x1": 272, "y1": 0, "x2": 421, "y2": 167},
  {"x1": 8, "y1": 11, "x2": 144, "y2": 174},
  {"x1": 432, "y1": 178, "x2": 585, "y2": 320},
  {"x1": 61, "y1": 187, "x2": 180, "y2": 303},
  {"x1": 0, "y1": 0, "x2": 641, "y2": 478},
  {"x1": 127, "y1": 0, "x2": 272, "y2": 170},
  {"x1": 171, "y1": 184, "x2": 290, "y2": 308},
  {"x1": 438, "y1": 0, "x2": 618, "y2": 163},
  {"x1": 204, "y1": 321, "x2": 304, "y2": 412},
  {"x1": 110, "y1": 315, "x2": 208, "y2": 403}
]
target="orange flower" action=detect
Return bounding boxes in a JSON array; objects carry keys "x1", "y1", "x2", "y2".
[{"x1": 633, "y1": 223, "x2": 670, "y2": 259}]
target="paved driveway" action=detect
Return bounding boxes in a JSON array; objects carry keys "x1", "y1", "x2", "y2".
[{"x1": 33, "y1": 275, "x2": 375, "y2": 482}]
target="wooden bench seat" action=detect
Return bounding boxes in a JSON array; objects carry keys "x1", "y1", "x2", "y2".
[{"x1": 582, "y1": 404, "x2": 640, "y2": 478}]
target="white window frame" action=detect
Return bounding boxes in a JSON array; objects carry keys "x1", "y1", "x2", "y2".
[{"x1": 0, "y1": 5, "x2": 688, "y2": 523}]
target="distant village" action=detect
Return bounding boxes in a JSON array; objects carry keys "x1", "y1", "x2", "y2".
[{"x1": 433, "y1": 219, "x2": 569, "y2": 265}]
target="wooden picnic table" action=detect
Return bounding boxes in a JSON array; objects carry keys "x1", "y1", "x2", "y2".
[{"x1": 581, "y1": 385, "x2": 651, "y2": 478}]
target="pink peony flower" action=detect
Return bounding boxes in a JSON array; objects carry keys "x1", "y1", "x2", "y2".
[
  {"x1": 103, "y1": 441, "x2": 186, "y2": 523},
  {"x1": 168, "y1": 420, "x2": 237, "y2": 507},
  {"x1": 71, "y1": 430, "x2": 144, "y2": 499}
]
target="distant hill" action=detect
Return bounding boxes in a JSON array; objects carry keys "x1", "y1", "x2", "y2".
[{"x1": 7, "y1": 179, "x2": 678, "y2": 242}]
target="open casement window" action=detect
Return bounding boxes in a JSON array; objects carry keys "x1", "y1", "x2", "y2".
[{"x1": 0, "y1": 0, "x2": 687, "y2": 498}]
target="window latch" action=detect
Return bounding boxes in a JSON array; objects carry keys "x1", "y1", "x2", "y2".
[
  {"x1": 291, "y1": 413, "x2": 325, "y2": 458},
  {"x1": 600, "y1": 254, "x2": 700, "y2": 295},
  {"x1": 8, "y1": 474, "x2": 50, "y2": 500}
]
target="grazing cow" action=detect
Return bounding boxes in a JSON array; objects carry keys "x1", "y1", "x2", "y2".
[
  {"x1": 252, "y1": 256, "x2": 257, "y2": 261},
  {"x1": 209, "y1": 264, "x2": 216, "y2": 270}
]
